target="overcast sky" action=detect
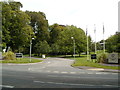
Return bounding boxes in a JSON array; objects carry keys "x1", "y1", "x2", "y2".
[{"x1": 7, "y1": 0, "x2": 120, "y2": 41}]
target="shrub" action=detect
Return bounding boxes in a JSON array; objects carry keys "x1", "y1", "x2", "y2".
[
  {"x1": 97, "y1": 53, "x2": 108, "y2": 63},
  {"x1": 3, "y1": 51, "x2": 16, "y2": 60}
]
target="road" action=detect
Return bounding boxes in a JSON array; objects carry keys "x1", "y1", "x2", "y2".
[{"x1": 0, "y1": 57, "x2": 119, "y2": 89}]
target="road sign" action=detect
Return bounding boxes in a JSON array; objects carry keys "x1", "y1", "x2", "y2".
[
  {"x1": 108, "y1": 53, "x2": 118, "y2": 63},
  {"x1": 91, "y1": 54, "x2": 97, "y2": 59},
  {"x1": 15, "y1": 53, "x2": 23, "y2": 58}
]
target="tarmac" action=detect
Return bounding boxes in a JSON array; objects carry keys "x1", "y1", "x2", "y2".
[
  {"x1": 74, "y1": 66, "x2": 120, "y2": 73},
  {"x1": 2, "y1": 56, "x2": 120, "y2": 73}
]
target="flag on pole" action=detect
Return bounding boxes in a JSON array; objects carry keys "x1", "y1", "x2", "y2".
[
  {"x1": 103, "y1": 24, "x2": 105, "y2": 34},
  {"x1": 94, "y1": 24, "x2": 96, "y2": 34},
  {"x1": 86, "y1": 27, "x2": 88, "y2": 36}
]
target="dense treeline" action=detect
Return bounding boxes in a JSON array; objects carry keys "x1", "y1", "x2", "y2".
[
  {"x1": 106, "y1": 32, "x2": 120, "y2": 53},
  {"x1": 1, "y1": 1, "x2": 119, "y2": 57},
  {"x1": 1, "y1": 1, "x2": 88, "y2": 56}
]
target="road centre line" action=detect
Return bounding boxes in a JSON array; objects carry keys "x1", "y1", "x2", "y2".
[
  {"x1": 0, "y1": 85, "x2": 14, "y2": 88},
  {"x1": 87, "y1": 73, "x2": 93, "y2": 74},
  {"x1": 61, "y1": 71, "x2": 68, "y2": 73},
  {"x1": 96, "y1": 72, "x2": 102, "y2": 74},
  {"x1": 70, "y1": 72, "x2": 76, "y2": 74},
  {"x1": 53, "y1": 71, "x2": 59, "y2": 73}
]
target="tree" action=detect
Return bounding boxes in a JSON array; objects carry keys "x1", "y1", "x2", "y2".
[
  {"x1": 106, "y1": 32, "x2": 120, "y2": 53},
  {"x1": 34, "y1": 40, "x2": 51, "y2": 56},
  {"x1": 25, "y1": 11, "x2": 50, "y2": 42},
  {"x1": 2, "y1": 1, "x2": 34, "y2": 52},
  {"x1": 25, "y1": 11, "x2": 50, "y2": 54},
  {"x1": 51, "y1": 43, "x2": 60, "y2": 55},
  {"x1": 56, "y1": 25, "x2": 87, "y2": 56},
  {"x1": 49, "y1": 23, "x2": 65, "y2": 45}
]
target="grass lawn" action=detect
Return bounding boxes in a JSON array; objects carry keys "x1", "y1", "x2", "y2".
[
  {"x1": 70, "y1": 55, "x2": 119, "y2": 70},
  {"x1": 0, "y1": 58, "x2": 43, "y2": 64}
]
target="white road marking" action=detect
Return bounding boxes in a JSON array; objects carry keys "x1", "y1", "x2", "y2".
[
  {"x1": 111, "y1": 73, "x2": 118, "y2": 75},
  {"x1": 53, "y1": 71, "x2": 59, "y2": 73},
  {"x1": 61, "y1": 72, "x2": 68, "y2": 74},
  {"x1": 70, "y1": 72, "x2": 76, "y2": 74},
  {"x1": 46, "y1": 70, "x2": 51, "y2": 72},
  {"x1": 42, "y1": 67, "x2": 45, "y2": 68},
  {"x1": 0, "y1": 85, "x2": 14, "y2": 88},
  {"x1": 33, "y1": 81, "x2": 119, "y2": 87},
  {"x1": 96, "y1": 72, "x2": 102, "y2": 74},
  {"x1": 47, "y1": 62, "x2": 51, "y2": 63},
  {"x1": 87, "y1": 73, "x2": 93, "y2": 74},
  {"x1": 28, "y1": 68, "x2": 31, "y2": 70}
]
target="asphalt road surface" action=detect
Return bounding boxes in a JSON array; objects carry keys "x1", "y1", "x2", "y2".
[{"x1": 0, "y1": 57, "x2": 119, "y2": 89}]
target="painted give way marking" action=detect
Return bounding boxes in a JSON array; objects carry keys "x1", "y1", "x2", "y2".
[{"x1": 0, "y1": 85, "x2": 14, "y2": 88}]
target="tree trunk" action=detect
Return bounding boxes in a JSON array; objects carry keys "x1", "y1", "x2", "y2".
[{"x1": 79, "y1": 53, "x2": 80, "y2": 57}]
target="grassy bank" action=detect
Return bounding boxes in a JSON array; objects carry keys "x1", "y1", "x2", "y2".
[
  {"x1": 70, "y1": 55, "x2": 119, "y2": 70},
  {"x1": 0, "y1": 58, "x2": 43, "y2": 64}
]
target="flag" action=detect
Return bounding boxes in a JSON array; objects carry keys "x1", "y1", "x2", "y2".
[
  {"x1": 103, "y1": 24, "x2": 105, "y2": 34},
  {"x1": 86, "y1": 27, "x2": 88, "y2": 36},
  {"x1": 94, "y1": 24, "x2": 96, "y2": 34}
]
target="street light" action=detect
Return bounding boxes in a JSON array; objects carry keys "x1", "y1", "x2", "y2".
[
  {"x1": 71, "y1": 37, "x2": 75, "y2": 60},
  {"x1": 30, "y1": 38, "x2": 34, "y2": 62}
]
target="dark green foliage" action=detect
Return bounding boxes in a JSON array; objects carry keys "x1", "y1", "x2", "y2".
[
  {"x1": 2, "y1": 1, "x2": 90, "y2": 56},
  {"x1": 35, "y1": 40, "x2": 51, "y2": 56},
  {"x1": 49, "y1": 25, "x2": 87, "y2": 56},
  {"x1": 25, "y1": 11, "x2": 50, "y2": 42},
  {"x1": 2, "y1": 1, "x2": 33, "y2": 52},
  {"x1": 106, "y1": 32, "x2": 120, "y2": 53}
]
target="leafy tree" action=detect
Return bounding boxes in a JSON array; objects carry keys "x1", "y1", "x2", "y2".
[
  {"x1": 106, "y1": 32, "x2": 120, "y2": 53},
  {"x1": 25, "y1": 11, "x2": 50, "y2": 42},
  {"x1": 56, "y1": 25, "x2": 87, "y2": 56},
  {"x1": 34, "y1": 40, "x2": 51, "y2": 56},
  {"x1": 51, "y1": 43, "x2": 60, "y2": 55},
  {"x1": 2, "y1": 1, "x2": 34, "y2": 52},
  {"x1": 49, "y1": 24, "x2": 65, "y2": 45},
  {"x1": 25, "y1": 11, "x2": 50, "y2": 54}
]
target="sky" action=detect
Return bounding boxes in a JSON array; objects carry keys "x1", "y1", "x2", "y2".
[{"x1": 4, "y1": 0, "x2": 120, "y2": 42}]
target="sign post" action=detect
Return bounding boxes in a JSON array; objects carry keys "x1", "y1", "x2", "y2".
[
  {"x1": 15, "y1": 53, "x2": 23, "y2": 58},
  {"x1": 108, "y1": 53, "x2": 118, "y2": 63},
  {"x1": 91, "y1": 54, "x2": 97, "y2": 62}
]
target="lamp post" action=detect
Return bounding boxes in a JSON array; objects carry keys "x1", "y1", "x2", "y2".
[
  {"x1": 71, "y1": 37, "x2": 75, "y2": 60},
  {"x1": 30, "y1": 38, "x2": 34, "y2": 62}
]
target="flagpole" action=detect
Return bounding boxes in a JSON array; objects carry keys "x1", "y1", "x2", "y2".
[
  {"x1": 103, "y1": 23, "x2": 105, "y2": 53},
  {"x1": 86, "y1": 26, "x2": 89, "y2": 61},
  {"x1": 94, "y1": 24, "x2": 97, "y2": 54}
]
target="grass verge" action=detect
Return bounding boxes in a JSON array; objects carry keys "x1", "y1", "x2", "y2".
[
  {"x1": 70, "y1": 55, "x2": 119, "y2": 70},
  {"x1": 0, "y1": 58, "x2": 43, "y2": 64}
]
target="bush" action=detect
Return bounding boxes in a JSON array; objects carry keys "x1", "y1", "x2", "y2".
[
  {"x1": 3, "y1": 51, "x2": 16, "y2": 60},
  {"x1": 97, "y1": 53, "x2": 108, "y2": 63}
]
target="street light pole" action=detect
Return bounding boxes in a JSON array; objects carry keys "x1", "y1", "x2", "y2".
[
  {"x1": 30, "y1": 38, "x2": 34, "y2": 62},
  {"x1": 71, "y1": 37, "x2": 75, "y2": 60},
  {"x1": 30, "y1": 39, "x2": 32, "y2": 62}
]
